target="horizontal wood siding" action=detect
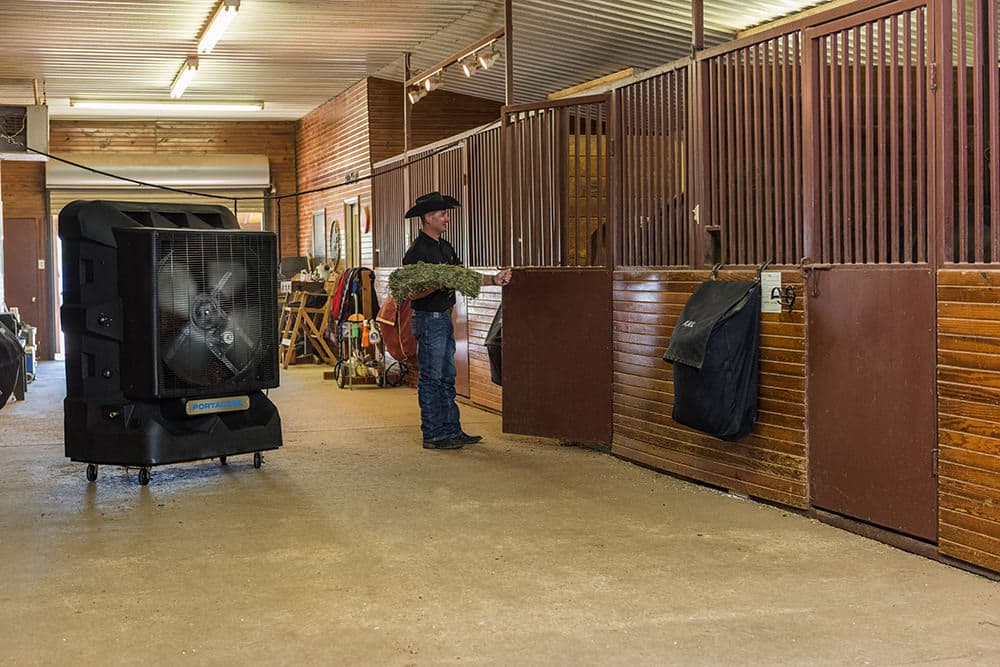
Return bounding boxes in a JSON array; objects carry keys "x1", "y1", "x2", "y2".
[
  {"x1": 937, "y1": 270, "x2": 1000, "y2": 573},
  {"x1": 49, "y1": 119, "x2": 298, "y2": 257},
  {"x1": 612, "y1": 268, "x2": 808, "y2": 508},
  {"x1": 297, "y1": 79, "x2": 372, "y2": 269},
  {"x1": 367, "y1": 78, "x2": 502, "y2": 165}
]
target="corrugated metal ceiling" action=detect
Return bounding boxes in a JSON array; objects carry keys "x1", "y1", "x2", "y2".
[{"x1": 0, "y1": 0, "x2": 825, "y2": 120}]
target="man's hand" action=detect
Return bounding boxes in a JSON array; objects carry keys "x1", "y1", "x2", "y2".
[{"x1": 492, "y1": 267, "x2": 512, "y2": 287}]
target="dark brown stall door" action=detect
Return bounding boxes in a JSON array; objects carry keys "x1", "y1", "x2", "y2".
[
  {"x1": 502, "y1": 268, "x2": 612, "y2": 444},
  {"x1": 2, "y1": 217, "x2": 45, "y2": 335},
  {"x1": 807, "y1": 267, "x2": 937, "y2": 541}
]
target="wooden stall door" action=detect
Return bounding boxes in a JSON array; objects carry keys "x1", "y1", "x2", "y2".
[
  {"x1": 807, "y1": 267, "x2": 937, "y2": 540},
  {"x1": 2, "y1": 217, "x2": 45, "y2": 335},
  {"x1": 502, "y1": 268, "x2": 612, "y2": 444}
]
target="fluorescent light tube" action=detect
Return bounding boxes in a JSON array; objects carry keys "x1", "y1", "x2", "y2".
[
  {"x1": 170, "y1": 57, "x2": 199, "y2": 98},
  {"x1": 70, "y1": 100, "x2": 264, "y2": 112},
  {"x1": 198, "y1": 0, "x2": 240, "y2": 54}
]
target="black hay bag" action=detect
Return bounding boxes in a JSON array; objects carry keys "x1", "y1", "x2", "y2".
[
  {"x1": 663, "y1": 280, "x2": 761, "y2": 442},
  {"x1": 485, "y1": 303, "x2": 502, "y2": 385}
]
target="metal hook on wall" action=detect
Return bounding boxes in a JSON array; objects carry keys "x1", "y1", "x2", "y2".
[{"x1": 710, "y1": 263, "x2": 723, "y2": 280}]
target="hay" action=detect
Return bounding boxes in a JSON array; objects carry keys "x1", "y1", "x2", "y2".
[{"x1": 388, "y1": 262, "x2": 482, "y2": 301}]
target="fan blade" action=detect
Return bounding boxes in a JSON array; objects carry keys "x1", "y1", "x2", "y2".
[
  {"x1": 209, "y1": 261, "x2": 247, "y2": 300},
  {"x1": 225, "y1": 307, "x2": 262, "y2": 368},
  {"x1": 157, "y1": 264, "x2": 198, "y2": 318},
  {"x1": 162, "y1": 323, "x2": 215, "y2": 385}
]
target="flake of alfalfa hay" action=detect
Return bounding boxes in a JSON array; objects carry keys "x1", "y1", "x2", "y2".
[{"x1": 388, "y1": 262, "x2": 482, "y2": 301}]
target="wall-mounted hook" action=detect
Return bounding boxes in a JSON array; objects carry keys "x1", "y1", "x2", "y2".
[
  {"x1": 770, "y1": 285, "x2": 797, "y2": 313},
  {"x1": 756, "y1": 260, "x2": 773, "y2": 281},
  {"x1": 710, "y1": 263, "x2": 723, "y2": 280}
]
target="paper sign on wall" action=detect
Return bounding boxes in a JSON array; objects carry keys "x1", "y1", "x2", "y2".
[{"x1": 760, "y1": 271, "x2": 782, "y2": 313}]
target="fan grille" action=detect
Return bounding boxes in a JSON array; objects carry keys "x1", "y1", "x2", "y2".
[{"x1": 155, "y1": 229, "x2": 277, "y2": 395}]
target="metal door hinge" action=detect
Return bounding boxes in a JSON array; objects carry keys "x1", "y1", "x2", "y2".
[
  {"x1": 930, "y1": 63, "x2": 938, "y2": 92},
  {"x1": 932, "y1": 449, "x2": 939, "y2": 476}
]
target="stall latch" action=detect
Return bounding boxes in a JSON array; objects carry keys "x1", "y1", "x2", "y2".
[{"x1": 800, "y1": 258, "x2": 833, "y2": 297}]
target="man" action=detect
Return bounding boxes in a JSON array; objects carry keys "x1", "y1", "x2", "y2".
[{"x1": 402, "y1": 192, "x2": 512, "y2": 450}]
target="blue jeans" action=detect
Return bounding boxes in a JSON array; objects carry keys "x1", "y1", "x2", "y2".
[{"x1": 412, "y1": 310, "x2": 462, "y2": 442}]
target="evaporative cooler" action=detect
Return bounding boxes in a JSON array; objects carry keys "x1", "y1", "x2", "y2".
[{"x1": 59, "y1": 200, "x2": 282, "y2": 485}]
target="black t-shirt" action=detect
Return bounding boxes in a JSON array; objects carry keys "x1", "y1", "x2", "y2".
[{"x1": 402, "y1": 230, "x2": 462, "y2": 312}]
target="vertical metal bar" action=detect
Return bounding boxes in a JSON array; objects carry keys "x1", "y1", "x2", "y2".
[
  {"x1": 675, "y1": 70, "x2": 683, "y2": 265},
  {"x1": 877, "y1": 19, "x2": 888, "y2": 263},
  {"x1": 915, "y1": 9, "x2": 926, "y2": 264},
  {"x1": 771, "y1": 38, "x2": 783, "y2": 264},
  {"x1": 657, "y1": 75, "x2": 667, "y2": 266},
  {"x1": 637, "y1": 83, "x2": 646, "y2": 265},
  {"x1": 754, "y1": 43, "x2": 765, "y2": 262},
  {"x1": 890, "y1": 13, "x2": 900, "y2": 263},
  {"x1": 991, "y1": 0, "x2": 1000, "y2": 262},
  {"x1": 540, "y1": 109, "x2": 551, "y2": 265},
  {"x1": 840, "y1": 28, "x2": 851, "y2": 263},
  {"x1": 794, "y1": 33, "x2": 804, "y2": 260},
  {"x1": 902, "y1": 11, "x2": 913, "y2": 263},
  {"x1": 729, "y1": 53, "x2": 739, "y2": 263},
  {"x1": 596, "y1": 102, "x2": 604, "y2": 267},
  {"x1": 973, "y1": 0, "x2": 986, "y2": 263},
  {"x1": 741, "y1": 48, "x2": 751, "y2": 263},
  {"x1": 830, "y1": 32, "x2": 842, "y2": 264},
  {"x1": 763, "y1": 40, "x2": 775, "y2": 264},
  {"x1": 819, "y1": 36, "x2": 831, "y2": 262},
  {"x1": 957, "y1": 0, "x2": 969, "y2": 262},
  {"x1": 852, "y1": 25, "x2": 863, "y2": 264},
  {"x1": 782, "y1": 37, "x2": 793, "y2": 262},
  {"x1": 668, "y1": 73, "x2": 676, "y2": 266},
  {"x1": 585, "y1": 102, "x2": 594, "y2": 268},
  {"x1": 802, "y1": 31, "x2": 818, "y2": 262},
  {"x1": 865, "y1": 21, "x2": 876, "y2": 263}
]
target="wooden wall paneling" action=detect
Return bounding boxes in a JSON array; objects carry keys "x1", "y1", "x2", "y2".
[
  {"x1": 611, "y1": 268, "x2": 808, "y2": 508},
  {"x1": 937, "y1": 270, "x2": 1000, "y2": 573},
  {"x1": 49, "y1": 119, "x2": 298, "y2": 257}
]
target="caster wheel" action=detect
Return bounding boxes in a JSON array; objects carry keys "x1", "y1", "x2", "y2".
[
  {"x1": 336, "y1": 364, "x2": 347, "y2": 389},
  {"x1": 253, "y1": 452, "x2": 263, "y2": 469},
  {"x1": 86, "y1": 464, "x2": 98, "y2": 482},
  {"x1": 219, "y1": 456, "x2": 228, "y2": 465},
  {"x1": 138, "y1": 468, "x2": 150, "y2": 486}
]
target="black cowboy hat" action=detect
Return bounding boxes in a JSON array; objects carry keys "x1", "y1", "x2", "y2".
[{"x1": 404, "y1": 191, "x2": 461, "y2": 219}]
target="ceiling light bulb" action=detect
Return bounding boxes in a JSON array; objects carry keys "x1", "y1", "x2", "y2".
[
  {"x1": 198, "y1": 0, "x2": 241, "y2": 54},
  {"x1": 407, "y1": 87, "x2": 427, "y2": 104},
  {"x1": 170, "y1": 57, "x2": 199, "y2": 98},
  {"x1": 477, "y1": 47, "x2": 501, "y2": 70},
  {"x1": 423, "y1": 73, "x2": 442, "y2": 92},
  {"x1": 461, "y1": 58, "x2": 480, "y2": 78}
]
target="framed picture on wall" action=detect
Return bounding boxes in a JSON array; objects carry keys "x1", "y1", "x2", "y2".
[{"x1": 311, "y1": 209, "x2": 326, "y2": 261}]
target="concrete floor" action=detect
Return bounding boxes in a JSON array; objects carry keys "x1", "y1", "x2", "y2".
[{"x1": 0, "y1": 362, "x2": 998, "y2": 666}]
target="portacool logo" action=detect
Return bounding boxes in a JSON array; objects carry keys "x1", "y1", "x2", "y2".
[
  {"x1": 185, "y1": 395, "x2": 250, "y2": 416},
  {"x1": 681, "y1": 320, "x2": 697, "y2": 328}
]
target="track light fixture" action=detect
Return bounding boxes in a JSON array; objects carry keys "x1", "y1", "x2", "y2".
[
  {"x1": 461, "y1": 57, "x2": 481, "y2": 78},
  {"x1": 423, "y1": 71, "x2": 443, "y2": 92},
  {"x1": 170, "y1": 57, "x2": 199, "y2": 98},
  {"x1": 404, "y1": 28, "x2": 505, "y2": 104},
  {"x1": 477, "y1": 45, "x2": 501, "y2": 70},
  {"x1": 407, "y1": 86, "x2": 428, "y2": 104}
]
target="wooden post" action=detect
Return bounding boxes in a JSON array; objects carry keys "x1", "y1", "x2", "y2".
[
  {"x1": 692, "y1": 0, "x2": 705, "y2": 54},
  {"x1": 505, "y1": 0, "x2": 514, "y2": 104},
  {"x1": 403, "y1": 52, "x2": 412, "y2": 214}
]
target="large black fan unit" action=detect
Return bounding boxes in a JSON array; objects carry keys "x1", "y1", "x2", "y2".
[{"x1": 59, "y1": 200, "x2": 282, "y2": 485}]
